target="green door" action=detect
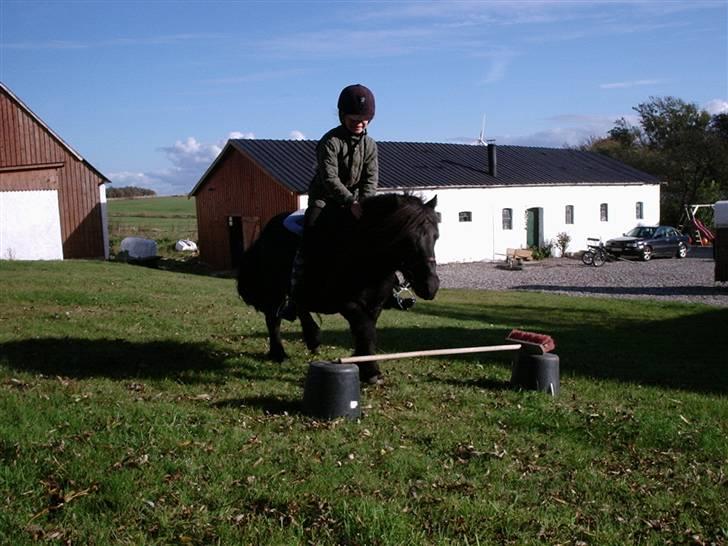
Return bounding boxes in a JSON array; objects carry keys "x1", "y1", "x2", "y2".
[{"x1": 526, "y1": 208, "x2": 540, "y2": 247}]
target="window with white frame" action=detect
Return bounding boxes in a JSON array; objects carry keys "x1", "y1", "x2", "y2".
[
  {"x1": 502, "y1": 208, "x2": 512, "y2": 230},
  {"x1": 565, "y1": 205, "x2": 574, "y2": 224},
  {"x1": 459, "y1": 211, "x2": 472, "y2": 222},
  {"x1": 636, "y1": 201, "x2": 644, "y2": 220},
  {"x1": 600, "y1": 203, "x2": 608, "y2": 222}
]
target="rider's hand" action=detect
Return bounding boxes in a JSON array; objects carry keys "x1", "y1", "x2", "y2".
[{"x1": 350, "y1": 201, "x2": 363, "y2": 219}]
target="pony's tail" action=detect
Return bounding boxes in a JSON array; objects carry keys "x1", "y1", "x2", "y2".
[{"x1": 236, "y1": 242, "x2": 264, "y2": 310}]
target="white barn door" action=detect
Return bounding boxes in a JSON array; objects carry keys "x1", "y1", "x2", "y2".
[{"x1": 0, "y1": 190, "x2": 63, "y2": 260}]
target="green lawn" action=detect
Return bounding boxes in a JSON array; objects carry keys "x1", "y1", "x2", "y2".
[{"x1": 1, "y1": 260, "x2": 726, "y2": 544}]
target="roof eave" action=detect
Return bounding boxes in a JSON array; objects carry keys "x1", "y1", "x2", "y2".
[
  {"x1": 379, "y1": 180, "x2": 661, "y2": 191},
  {"x1": 189, "y1": 141, "x2": 236, "y2": 196},
  {"x1": 1, "y1": 82, "x2": 110, "y2": 184}
]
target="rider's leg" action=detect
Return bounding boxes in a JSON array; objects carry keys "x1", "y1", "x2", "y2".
[{"x1": 278, "y1": 205, "x2": 323, "y2": 321}]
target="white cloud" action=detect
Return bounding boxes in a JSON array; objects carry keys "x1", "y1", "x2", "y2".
[
  {"x1": 704, "y1": 99, "x2": 728, "y2": 115},
  {"x1": 498, "y1": 127, "x2": 597, "y2": 148},
  {"x1": 228, "y1": 131, "x2": 256, "y2": 140},
  {"x1": 600, "y1": 79, "x2": 663, "y2": 89},
  {"x1": 289, "y1": 130, "x2": 306, "y2": 140},
  {"x1": 109, "y1": 132, "x2": 256, "y2": 196},
  {"x1": 201, "y1": 69, "x2": 308, "y2": 85},
  {"x1": 4, "y1": 33, "x2": 223, "y2": 50},
  {"x1": 487, "y1": 112, "x2": 634, "y2": 148}
]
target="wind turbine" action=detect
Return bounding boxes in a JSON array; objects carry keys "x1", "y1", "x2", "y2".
[{"x1": 477, "y1": 114, "x2": 487, "y2": 145}]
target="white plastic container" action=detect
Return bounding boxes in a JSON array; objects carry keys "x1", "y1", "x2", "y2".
[
  {"x1": 120, "y1": 237, "x2": 158, "y2": 260},
  {"x1": 715, "y1": 201, "x2": 728, "y2": 228}
]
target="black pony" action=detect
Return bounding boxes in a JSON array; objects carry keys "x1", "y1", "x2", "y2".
[{"x1": 236, "y1": 193, "x2": 440, "y2": 383}]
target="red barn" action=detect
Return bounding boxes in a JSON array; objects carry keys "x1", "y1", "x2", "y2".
[
  {"x1": 190, "y1": 140, "x2": 304, "y2": 270},
  {"x1": 0, "y1": 82, "x2": 109, "y2": 260}
]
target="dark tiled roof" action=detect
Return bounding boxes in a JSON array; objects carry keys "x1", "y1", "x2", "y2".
[{"x1": 196, "y1": 139, "x2": 661, "y2": 195}]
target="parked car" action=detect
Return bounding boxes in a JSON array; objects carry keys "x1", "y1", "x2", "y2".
[{"x1": 605, "y1": 226, "x2": 689, "y2": 261}]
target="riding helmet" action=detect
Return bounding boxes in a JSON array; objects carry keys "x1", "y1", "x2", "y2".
[{"x1": 338, "y1": 84, "x2": 375, "y2": 121}]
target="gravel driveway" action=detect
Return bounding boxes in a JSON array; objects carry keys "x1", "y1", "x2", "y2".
[{"x1": 437, "y1": 247, "x2": 728, "y2": 307}]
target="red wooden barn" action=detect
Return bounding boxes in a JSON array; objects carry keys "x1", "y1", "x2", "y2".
[
  {"x1": 190, "y1": 140, "x2": 304, "y2": 270},
  {"x1": 0, "y1": 82, "x2": 109, "y2": 260}
]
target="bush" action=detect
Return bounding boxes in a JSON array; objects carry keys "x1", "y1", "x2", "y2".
[
  {"x1": 554, "y1": 232, "x2": 571, "y2": 257},
  {"x1": 529, "y1": 244, "x2": 552, "y2": 260}
]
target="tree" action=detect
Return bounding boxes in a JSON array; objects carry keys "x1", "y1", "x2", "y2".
[
  {"x1": 581, "y1": 97, "x2": 728, "y2": 225},
  {"x1": 107, "y1": 186, "x2": 157, "y2": 198}
]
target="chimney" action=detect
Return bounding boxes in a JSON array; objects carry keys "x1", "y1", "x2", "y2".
[{"x1": 487, "y1": 142, "x2": 497, "y2": 177}]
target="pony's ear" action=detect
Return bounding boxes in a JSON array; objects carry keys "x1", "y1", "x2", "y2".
[{"x1": 425, "y1": 195, "x2": 438, "y2": 209}]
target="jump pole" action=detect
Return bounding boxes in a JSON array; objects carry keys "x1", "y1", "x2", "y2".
[
  {"x1": 336, "y1": 344, "x2": 521, "y2": 364},
  {"x1": 302, "y1": 340, "x2": 559, "y2": 420}
]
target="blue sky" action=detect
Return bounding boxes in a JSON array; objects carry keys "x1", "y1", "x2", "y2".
[{"x1": 1, "y1": 0, "x2": 726, "y2": 196}]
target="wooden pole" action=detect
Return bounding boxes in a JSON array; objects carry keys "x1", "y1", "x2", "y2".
[{"x1": 338, "y1": 344, "x2": 521, "y2": 364}]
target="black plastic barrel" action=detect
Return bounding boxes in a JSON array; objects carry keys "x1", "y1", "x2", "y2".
[
  {"x1": 303, "y1": 361, "x2": 361, "y2": 420},
  {"x1": 510, "y1": 353, "x2": 560, "y2": 396}
]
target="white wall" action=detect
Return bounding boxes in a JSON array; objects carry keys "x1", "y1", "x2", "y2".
[
  {"x1": 298, "y1": 183, "x2": 660, "y2": 263},
  {"x1": 99, "y1": 183, "x2": 110, "y2": 259},
  {"x1": 0, "y1": 190, "x2": 64, "y2": 260},
  {"x1": 413, "y1": 184, "x2": 660, "y2": 263}
]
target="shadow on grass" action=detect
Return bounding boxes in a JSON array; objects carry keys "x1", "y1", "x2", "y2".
[
  {"x1": 213, "y1": 395, "x2": 303, "y2": 416},
  {"x1": 517, "y1": 284, "x2": 728, "y2": 298},
  {"x1": 435, "y1": 375, "x2": 514, "y2": 391},
  {"x1": 111, "y1": 255, "x2": 233, "y2": 278},
  {"x1": 0, "y1": 337, "x2": 268, "y2": 384},
  {"x1": 239, "y1": 301, "x2": 728, "y2": 394},
  {"x1": 402, "y1": 308, "x2": 728, "y2": 394}
]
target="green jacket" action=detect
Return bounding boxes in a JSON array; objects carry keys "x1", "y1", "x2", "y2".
[{"x1": 307, "y1": 125, "x2": 378, "y2": 208}]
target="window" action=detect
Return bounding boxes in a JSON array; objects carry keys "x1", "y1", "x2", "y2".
[
  {"x1": 636, "y1": 201, "x2": 644, "y2": 220},
  {"x1": 565, "y1": 205, "x2": 574, "y2": 224},
  {"x1": 459, "y1": 211, "x2": 472, "y2": 222},
  {"x1": 600, "y1": 203, "x2": 608, "y2": 222},
  {"x1": 502, "y1": 208, "x2": 512, "y2": 230}
]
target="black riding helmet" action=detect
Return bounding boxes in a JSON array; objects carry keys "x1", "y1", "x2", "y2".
[{"x1": 338, "y1": 84, "x2": 375, "y2": 122}]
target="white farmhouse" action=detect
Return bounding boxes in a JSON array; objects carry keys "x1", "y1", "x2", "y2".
[{"x1": 191, "y1": 139, "x2": 660, "y2": 269}]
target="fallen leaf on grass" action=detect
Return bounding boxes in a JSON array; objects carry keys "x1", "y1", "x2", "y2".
[
  {"x1": 27, "y1": 483, "x2": 97, "y2": 525},
  {"x1": 3, "y1": 378, "x2": 30, "y2": 389}
]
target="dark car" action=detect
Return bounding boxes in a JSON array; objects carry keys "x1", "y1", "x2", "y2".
[{"x1": 605, "y1": 226, "x2": 689, "y2": 261}]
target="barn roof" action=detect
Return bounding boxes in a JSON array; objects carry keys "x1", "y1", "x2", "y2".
[
  {"x1": 190, "y1": 138, "x2": 661, "y2": 196},
  {"x1": 0, "y1": 82, "x2": 109, "y2": 183}
]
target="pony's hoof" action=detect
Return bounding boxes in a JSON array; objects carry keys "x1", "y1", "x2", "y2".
[
  {"x1": 267, "y1": 350, "x2": 288, "y2": 363},
  {"x1": 361, "y1": 374, "x2": 384, "y2": 386},
  {"x1": 305, "y1": 339, "x2": 321, "y2": 354},
  {"x1": 304, "y1": 333, "x2": 321, "y2": 353}
]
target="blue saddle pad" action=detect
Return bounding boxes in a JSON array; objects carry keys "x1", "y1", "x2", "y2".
[{"x1": 282, "y1": 209, "x2": 305, "y2": 236}]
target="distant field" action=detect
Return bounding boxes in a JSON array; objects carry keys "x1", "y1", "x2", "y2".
[{"x1": 107, "y1": 195, "x2": 197, "y2": 256}]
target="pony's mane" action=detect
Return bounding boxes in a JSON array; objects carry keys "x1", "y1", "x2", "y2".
[{"x1": 357, "y1": 193, "x2": 437, "y2": 251}]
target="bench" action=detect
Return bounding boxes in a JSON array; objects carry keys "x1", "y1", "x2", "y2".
[
  {"x1": 506, "y1": 248, "x2": 534, "y2": 262},
  {"x1": 495, "y1": 248, "x2": 533, "y2": 270}
]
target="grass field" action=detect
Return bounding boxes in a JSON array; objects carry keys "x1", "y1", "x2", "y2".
[
  {"x1": 1, "y1": 259, "x2": 727, "y2": 544},
  {"x1": 107, "y1": 196, "x2": 197, "y2": 257}
]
